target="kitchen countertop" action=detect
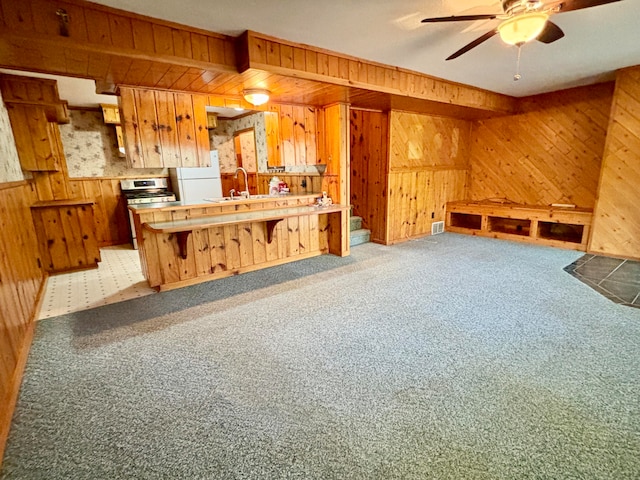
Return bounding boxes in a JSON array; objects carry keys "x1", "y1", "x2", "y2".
[
  {"x1": 128, "y1": 193, "x2": 321, "y2": 213},
  {"x1": 143, "y1": 204, "x2": 349, "y2": 233}
]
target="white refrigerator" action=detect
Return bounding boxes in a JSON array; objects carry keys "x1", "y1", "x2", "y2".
[{"x1": 169, "y1": 151, "x2": 223, "y2": 204}]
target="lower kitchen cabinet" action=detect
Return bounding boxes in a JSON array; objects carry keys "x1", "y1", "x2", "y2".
[{"x1": 31, "y1": 200, "x2": 101, "y2": 273}]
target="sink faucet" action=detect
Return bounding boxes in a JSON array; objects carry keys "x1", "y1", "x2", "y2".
[{"x1": 234, "y1": 167, "x2": 250, "y2": 198}]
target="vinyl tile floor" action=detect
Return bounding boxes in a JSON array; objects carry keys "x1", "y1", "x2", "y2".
[
  {"x1": 565, "y1": 254, "x2": 640, "y2": 308},
  {"x1": 38, "y1": 245, "x2": 156, "y2": 320}
]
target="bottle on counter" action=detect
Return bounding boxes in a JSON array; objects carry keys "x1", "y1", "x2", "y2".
[
  {"x1": 269, "y1": 176, "x2": 280, "y2": 196},
  {"x1": 278, "y1": 181, "x2": 289, "y2": 194}
]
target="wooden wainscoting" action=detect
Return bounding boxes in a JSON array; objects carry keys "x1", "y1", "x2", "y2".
[
  {"x1": 386, "y1": 111, "x2": 470, "y2": 244},
  {"x1": 0, "y1": 181, "x2": 46, "y2": 464},
  {"x1": 387, "y1": 169, "x2": 468, "y2": 243},
  {"x1": 257, "y1": 174, "x2": 324, "y2": 196},
  {"x1": 68, "y1": 177, "x2": 133, "y2": 247}
]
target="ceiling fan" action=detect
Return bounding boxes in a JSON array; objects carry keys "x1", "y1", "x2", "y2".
[{"x1": 422, "y1": 0, "x2": 622, "y2": 60}]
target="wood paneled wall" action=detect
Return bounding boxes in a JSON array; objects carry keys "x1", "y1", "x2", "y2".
[
  {"x1": 266, "y1": 105, "x2": 319, "y2": 167},
  {"x1": 386, "y1": 111, "x2": 470, "y2": 243},
  {"x1": 256, "y1": 174, "x2": 324, "y2": 196},
  {"x1": 0, "y1": 0, "x2": 237, "y2": 91},
  {"x1": 237, "y1": 31, "x2": 516, "y2": 115},
  {"x1": 0, "y1": 181, "x2": 45, "y2": 462},
  {"x1": 350, "y1": 109, "x2": 388, "y2": 243},
  {"x1": 68, "y1": 178, "x2": 131, "y2": 247},
  {"x1": 590, "y1": 69, "x2": 640, "y2": 260},
  {"x1": 468, "y1": 83, "x2": 614, "y2": 208}
]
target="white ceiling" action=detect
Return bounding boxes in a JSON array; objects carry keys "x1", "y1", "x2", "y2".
[{"x1": 88, "y1": 0, "x2": 640, "y2": 97}]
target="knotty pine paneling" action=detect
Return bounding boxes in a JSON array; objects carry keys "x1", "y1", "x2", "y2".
[
  {"x1": 133, "y1": 196, "x2": 326, "y2": 289},
  {"x1": 30, "y1": 200, "x2": 101, "y2": 273},
  {"x1": 220, "y1": 173, "x2": 324, "y2": 198},
  {"x1": 257, "y1": 174, "x2": 323, "y2": 196},
  {"x1": 350, "y1": 109, "x2": 388, "y2": 243},
  {"x1": 386, "y1": 111, "x2": 470, "y2": 244},
  {"x1": 118, "y1": 87, "x2": 210, "y2": 168},
  {"x1": 389, "y1": 112, "x2": 470, "y2": 171},
  {"x1": 468, "y1": 83, "x2": 614, "y2": 208},
  {"x1": 0, "y1": 181, "x2": 45, "y2": 462},
  {"x1": 238, "y1": 31, "x2": 516, "y2": 115},
  {"x1": 266, "y1": 105, "x2": 319, "y2": 167},
  {"x1": 68, "y1": 178, "x2": 131, "y2": 247},
  {"x1": 387, "y1": 170, "x2": 467, "y2": 243},
  {"x1": 0, "y1": 1, "x2": 516, "y2": 119},
  {"x1": 590, "y1": 69, "x2": 640, "y2": 260},
  {"x1": 0, "y1": 0, "x2": 236, "y2": 70}
]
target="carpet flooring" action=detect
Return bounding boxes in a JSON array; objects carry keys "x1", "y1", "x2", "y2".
[{"x1": 2, "y1": 233, "x2": 639, "y2": 479}]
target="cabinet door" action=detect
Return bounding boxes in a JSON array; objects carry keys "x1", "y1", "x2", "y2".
[
  {"x1": 192, "y1": 94, "x2": 211, "y2": 167},
  {"x1": 264, "y1": 111, "x2": 282, "y2": 167},
  {"x1": 134, "y1": 88, "x2": 164, "y2": 168},
  {"x1": 119, "y1": 87, "x2": 210, "y2": 168},
  {"x1": 31, "y1": 203, "x2": 100, "y2": 273},
  {"x1": 6, "y1": 104, "x2": 61, "y2": 171},
  {"x1": 173, "y1": 92, "x2": 200, "y2": 167},
  {"x1": 118, "y1": 87, "x2": 144, "y2": 167},
  {"x1": 153, "y1": 90, "x2": 181, "y2": 165}
]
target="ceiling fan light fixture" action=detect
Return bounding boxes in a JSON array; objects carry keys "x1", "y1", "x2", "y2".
[
  {"x1": 243, "y1": 88, "x2": 270, "y2": 106},
  {"x1": 497, "y1": 12, "x2": 549, "y2": 45}
]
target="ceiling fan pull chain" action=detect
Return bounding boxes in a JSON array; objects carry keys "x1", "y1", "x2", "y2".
[{"x1": 514, "y1": 44, "x2": 522, "y2": 81}]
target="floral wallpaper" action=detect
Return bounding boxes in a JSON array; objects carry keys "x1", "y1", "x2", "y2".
[
  {"x1": 209, "y1": 112, "x2": 267, "y2": 174},
  {"x1": 0, "y1": 91, "x2": 25, "y2": 183},
  {"x1": 59, "y1": 109, "x2": 167, "y2": 178}
]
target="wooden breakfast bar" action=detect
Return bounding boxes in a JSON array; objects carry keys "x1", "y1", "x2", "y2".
[{"x1": 130, "y1": 195, "x2": 350, "y2": 291}]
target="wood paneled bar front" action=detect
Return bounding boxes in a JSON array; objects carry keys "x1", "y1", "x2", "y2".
[{"x1": 129, "y1": 195, "x2": 349, "y2": 291}]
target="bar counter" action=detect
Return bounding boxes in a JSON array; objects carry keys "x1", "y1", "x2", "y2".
[{"x1": 129, "y1": 194, "x2": 350, "y2": 290}]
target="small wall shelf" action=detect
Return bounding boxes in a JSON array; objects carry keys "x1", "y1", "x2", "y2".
[{"x1": 446, "y1": 201, "x2": 593, "y2": 251}]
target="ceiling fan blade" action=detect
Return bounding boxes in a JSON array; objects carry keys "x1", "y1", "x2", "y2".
[
  {"x1": 550, "y1": 0, "x2": 621, "y2": 13},
  {"x1": 536, "y1": 21, "x2": 565, "y2": 43},
  {"x1": 421, "y1": 14, "x2": 498, "y2": 23},
  {"x1": 446, "y1": 29, "x2": 498, "y2": 61}
]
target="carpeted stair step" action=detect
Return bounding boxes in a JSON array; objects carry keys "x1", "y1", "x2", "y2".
[
  {"x1": 350, "y1": 228, "x2": 371, "y2": 246},
  {"x1": 350, "y1": 215, "x2": 363, "y2": 231}
]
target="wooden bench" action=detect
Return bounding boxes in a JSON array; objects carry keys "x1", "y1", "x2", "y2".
[{"x1": 446, "y1": 201, "x2": 593, "y2": 251}]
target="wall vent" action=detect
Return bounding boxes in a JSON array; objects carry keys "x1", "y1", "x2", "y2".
[{"x1": 431, "y1": 221, "x2": 445, "y2": 235}]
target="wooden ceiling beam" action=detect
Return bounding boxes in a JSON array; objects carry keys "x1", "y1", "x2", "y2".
[{"x1": 0, "y1": 0, "x2": 517, "y2": 118}]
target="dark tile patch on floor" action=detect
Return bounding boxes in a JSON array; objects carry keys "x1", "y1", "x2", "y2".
[{"x1": 565, "y1": 254, "x2": 640, "y2": 309}]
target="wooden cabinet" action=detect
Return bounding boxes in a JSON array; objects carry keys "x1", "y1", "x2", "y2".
[
  {"x1": 100, "y1": 104, "x2": 121, "y2": 124},
  {"x1": 100, "y1": 104, "x2": 126, "y2": 156},
  {"x1": 5, "y1": 104, "x2": 63, "y2": 171},
  {"x1": 0, "y1": 74, "x2": 69, "y2": 123},
  {"x1": 446, "y1": 201, "x2": 593, "y2": 251},
  {"x1": 118, "y1": 86, "x2": 210, "y2": 168},
  {"x1": 31, "y1": 200, "x2": 101, "y2": 273}
]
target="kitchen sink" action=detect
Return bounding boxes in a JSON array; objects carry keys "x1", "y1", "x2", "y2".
[{"x1": 203, "y1": 194, "x2": 279, "y2": 203}]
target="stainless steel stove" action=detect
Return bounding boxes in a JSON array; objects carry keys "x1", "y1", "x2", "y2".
[
  {"x1": 120, "y1": 178, "x2": 176, "y2": 248},
  {"x1": 120, "y1": 178, "x2": 176, "y2": 204}
]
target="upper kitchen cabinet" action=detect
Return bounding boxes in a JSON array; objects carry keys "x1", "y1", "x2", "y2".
[
  {"x1": 100, "y1": 104, "x2": 126, "y2": 157},
  {"x1": 0, "y1": 74, "x2": 69, "y2": 172},
  {"x1": 118, "y1": 86, "x2": 210, "y2": 168}
]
